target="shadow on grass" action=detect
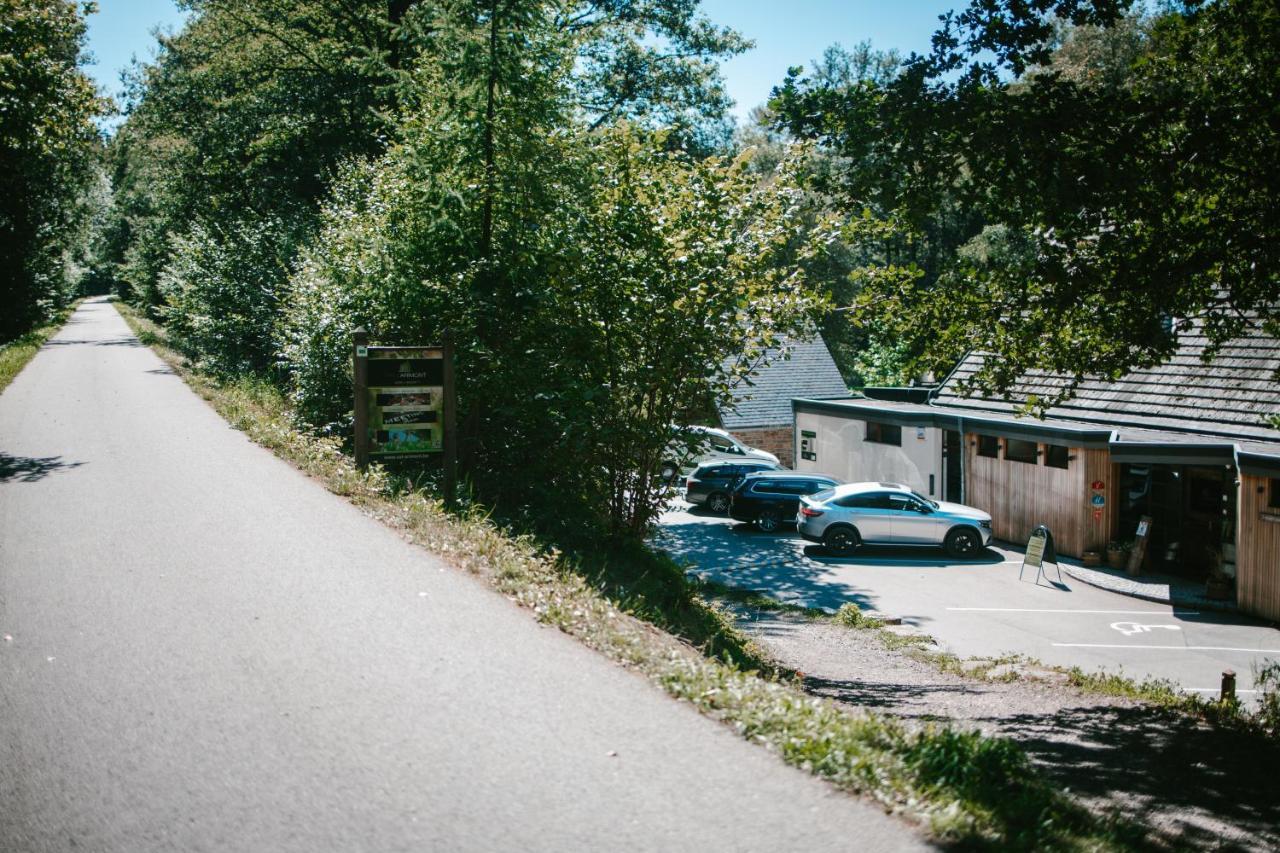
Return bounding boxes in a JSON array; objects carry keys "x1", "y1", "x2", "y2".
[
  {"x1": 570, "y1": 534, "x2": 779, "y2": 673},
  {"x1": 987, "y1": 703, "x2": 1280, "y2": 850}
]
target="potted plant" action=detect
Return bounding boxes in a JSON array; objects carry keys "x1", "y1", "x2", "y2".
[
  {"x1": 1106, "y1": 540, "x2": 1130, "y2": 570},
  {"x1": 1081, "y1": 549, "x2": 1102, "y2": 567}
]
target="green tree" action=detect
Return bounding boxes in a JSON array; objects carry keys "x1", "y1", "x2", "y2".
[
  {"x1": 107, "y1": 0, "x2": 750, "y2": 370},
  {"x1": 283, "y1": 1, "x2": 833, "y2": 534},
  {"x1": 774, "y1": 0, "x2": 1280, "y2": 402},
  {"x1": 0, "y1": 0, "x2": 105, "y2": 341}
]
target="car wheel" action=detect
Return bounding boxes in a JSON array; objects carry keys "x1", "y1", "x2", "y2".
[
  {"x1": 823, "y1": 525, "x2": 859, "y2": 556},
  {"x1": 945, "y1": 527, "x2": 982, "y2": 558},
  {"x1": 756, "y1": 509, "x2": 782, "y2": 533},
  {"x1": 707, "y1": 492, "x2": 730, "y2": 513}
]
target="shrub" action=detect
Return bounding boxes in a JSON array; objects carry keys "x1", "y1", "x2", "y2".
[{"x1": 159, "y1": 216, "x2": 303, "y2": 377}]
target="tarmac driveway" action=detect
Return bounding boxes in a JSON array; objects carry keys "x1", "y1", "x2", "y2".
[{"x1": 656, "y1": 500, "x2": 1280, "y2": 697}]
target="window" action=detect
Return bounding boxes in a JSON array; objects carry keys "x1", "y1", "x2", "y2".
[
  {"x1": 1270, "y1": 478, "x2": 1280, "y2": 509},
  {"x1": 886, "y1": 494, "x2": 928, "y2": 513},
  {"x1": 837, "y1": 492, "x2": 889, "y2": 509},
  {"x1": 977, "y1": 435, "x2": 999, "y2": 458},
  {"x1": 1044, "y1": 444, "x2": 1070, "y2": 469},
  {"x1": 751, "y1": 479, "x2": 803, "y2": 495},
  {"x1": 1004, "y1": 438, "x2": 1038, "y2": 464},
  {"x1": 865, "y1": 422, "x2": 902, "y2": 446},
  {"x1": 710, "y1": 435, "x2": 741, "y2": 454}
]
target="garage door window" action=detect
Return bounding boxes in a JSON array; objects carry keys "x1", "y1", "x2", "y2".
[
  {"x1": 1270, "y1": 478, "x2": 1280, "y2": 509},
  {"x1": 1005, "y1": 438, "x2": 1038, "y2": 464},
  {"x1": 1044, "y1": 444, "x2": 1070, "y2": 469},
  {"x1": 865, "y1": 422, "x2": 902, "y2": 446},
  {"x1": 977, "y1": 435, "x2": 999, "y2": 458}
]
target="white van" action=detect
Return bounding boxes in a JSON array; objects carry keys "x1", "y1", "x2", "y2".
[{"x1": 661, "y1": 425, "x2": 780, "y2": 481}]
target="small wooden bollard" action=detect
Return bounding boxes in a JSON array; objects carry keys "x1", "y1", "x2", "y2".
[{"x1": 1220, "y1": 669, "x2": 1236, "y2": 703}]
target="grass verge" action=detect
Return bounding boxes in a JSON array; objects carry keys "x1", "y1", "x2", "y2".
[
  {"x1": 116, "y1": 300, "x2": 1150, "y2": 850},
  {"x1": 0, "y1": 302, "x2": 80, "y2": 393}
]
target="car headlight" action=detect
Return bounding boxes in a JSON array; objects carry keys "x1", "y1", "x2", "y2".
[{"x1": 979, "y1": 519, "x2": 992, "y2": 529}]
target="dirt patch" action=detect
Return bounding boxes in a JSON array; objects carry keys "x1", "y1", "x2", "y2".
[{"x1": 726, "y1": 604, "x2": 1280, "y2": 851}]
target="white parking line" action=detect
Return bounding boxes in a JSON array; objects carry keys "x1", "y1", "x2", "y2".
[
  {"x1": 1052, "y1": 643, "x2": 1280, "y2": 653},
  {"x1": 948, "y1": 607, "x2": 1201, "y2": 615}
]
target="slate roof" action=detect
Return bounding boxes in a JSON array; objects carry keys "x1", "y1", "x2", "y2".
[
  {"x1": 934, "y1": 326, "x2": 1280, "y2": 443},
  {"x1": 720, "y1": 335, "x2": 849, "y2": 430}
]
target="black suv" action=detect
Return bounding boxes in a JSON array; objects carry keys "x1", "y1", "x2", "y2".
[
  {"x1": 685, "y1": 460, "x2": 781, "y2": 513},
  {"x1": 729, "y1": 472, "x2": 842, "y2": 532}
]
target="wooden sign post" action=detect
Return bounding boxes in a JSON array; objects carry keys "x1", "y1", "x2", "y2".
[{"x1": 353, "y1": 329, "x2": 371, "y2": 469}]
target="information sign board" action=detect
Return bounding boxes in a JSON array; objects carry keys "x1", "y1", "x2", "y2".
[
  {"x1": 365, "y1": 347, "x2": 444, "y2": 458},
  {"x1": 1024, "y1": 533, "x2": 1046, "y2": 568},
  {"x1": 352, "y1": 331, "x2": 458, "y2": 504}
]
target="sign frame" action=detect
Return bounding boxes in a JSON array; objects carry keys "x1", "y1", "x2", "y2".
[{"x1": 353, "y1": 329, "x2": 458, "y2": 504}]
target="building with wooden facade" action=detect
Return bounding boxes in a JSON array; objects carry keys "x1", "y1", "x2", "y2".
[{"x1": 792, "y1": 328, "x2": 1280, "y2": 621}]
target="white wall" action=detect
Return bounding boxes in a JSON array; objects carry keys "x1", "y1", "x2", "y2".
[{"x1": 796, "y1": 411, "x2": 944, "y2": 498}]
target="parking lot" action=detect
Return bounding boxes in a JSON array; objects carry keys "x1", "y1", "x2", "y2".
[{"x1": 656, "y1": 500, "x2": 1280, "y2": 695}]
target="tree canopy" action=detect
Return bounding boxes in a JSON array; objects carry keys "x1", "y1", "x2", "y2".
[
  {"x1": 772, "y1": 0, "x2": 1280, "y2": 402},
  {"x1": 0, "y1": 0, "x2": 105, "y2": 341}
]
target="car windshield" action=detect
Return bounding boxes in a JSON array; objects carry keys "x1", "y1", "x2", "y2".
[
  {"x1": 810, "y1": 488, "x2": 836, "y2": 502},
  {"x1": 911, "y1": 490, "x2": 939, "y2": 509}
]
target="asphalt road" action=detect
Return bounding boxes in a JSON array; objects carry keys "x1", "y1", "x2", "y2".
[
  {"x1": 0, "y1": 299, "x2": 924, "y2": 853},
  {"x1": 657, "y1": 502, "x2": 1280, "y2": 696}
]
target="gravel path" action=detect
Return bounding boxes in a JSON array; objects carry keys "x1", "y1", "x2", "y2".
[{"x1": 726, "y1": 604, "x2": 1280, "y2": 851}]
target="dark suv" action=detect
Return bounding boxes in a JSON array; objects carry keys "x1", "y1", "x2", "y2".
[
  {"x1": 730, "y1": 472, "x2": 842, "y2": 532},
  {"x1": 685, "y1": 460, "x2": 781, "y2": 513}
]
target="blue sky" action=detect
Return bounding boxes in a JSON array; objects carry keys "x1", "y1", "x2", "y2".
[{"x1": 84, "y1": 1, "x2": 958, "y2": 123}]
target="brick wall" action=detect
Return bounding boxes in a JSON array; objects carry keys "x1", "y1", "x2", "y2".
[{"x1": 730, "y1": 426, "x2": 795, "y2": 468}]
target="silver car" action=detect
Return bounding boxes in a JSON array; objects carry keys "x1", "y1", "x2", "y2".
[{"x1": 796, "y1": 481, "x2": 993, "y2": 557}]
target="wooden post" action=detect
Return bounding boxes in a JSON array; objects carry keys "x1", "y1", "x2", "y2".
[
  {"x1": 442, "y1": 329, "x2": 458, "y2": 507},
  {"x1": 1221, "y1": 669, "x2": 1236, "y2": 703},
  {"x1": 353, "y1": 328, "x2": 370, "y2": 470}
]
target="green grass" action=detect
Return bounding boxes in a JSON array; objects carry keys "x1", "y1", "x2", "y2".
[
  {"x1": 116, "y1": 300, "x2": 1153, "y2": 850},
  {"x1": 0, "y1": 304, "x2": 79, "y2": 393},
  {"x1": 834, "y1": 601, "x2": 885, "y2": 629}
]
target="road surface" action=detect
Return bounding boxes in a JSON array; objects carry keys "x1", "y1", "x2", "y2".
[{"x1": 0, "y1": 299, "x2": 923, "y2": 852}]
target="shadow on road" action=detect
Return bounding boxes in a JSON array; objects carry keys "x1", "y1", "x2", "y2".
[
  {"x1": 43, "y1": 337, "x2": 140, "y2": 347},
  {"x1": 654, "y1": 513, "x2": 887, "y2": 614},
  {"x1": 803, "y1": 543, "x2": 1005, "y2": 567},
  {"x1": 0, "y1": 453, "x2": 84, "y2": 483}
]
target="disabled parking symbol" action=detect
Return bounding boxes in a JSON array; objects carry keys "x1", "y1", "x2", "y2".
[{"x1": 1110, "y1": 621, "x2": 1182, "y2": 637}]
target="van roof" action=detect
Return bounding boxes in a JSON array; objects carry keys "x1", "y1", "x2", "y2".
[{"x1": 740, "y1": 471, "x2": 839, "y2": 481}]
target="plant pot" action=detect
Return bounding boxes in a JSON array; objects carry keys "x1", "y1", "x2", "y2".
[
  {"x1": 1106, "y1": 548, "x2": 1127, "y2": 570},
  {"x1": 1081, "y1": 551, "x2": 1102, "y2": 567}
]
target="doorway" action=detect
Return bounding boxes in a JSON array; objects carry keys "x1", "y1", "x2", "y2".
[{"x1": 1118, "y1": 463, "x2": 1235, "y2": 579}]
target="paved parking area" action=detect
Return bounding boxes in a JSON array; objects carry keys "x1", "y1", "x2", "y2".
[{"x1": 656, "y1": 501, "x2": 1280, "y2": 695}]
